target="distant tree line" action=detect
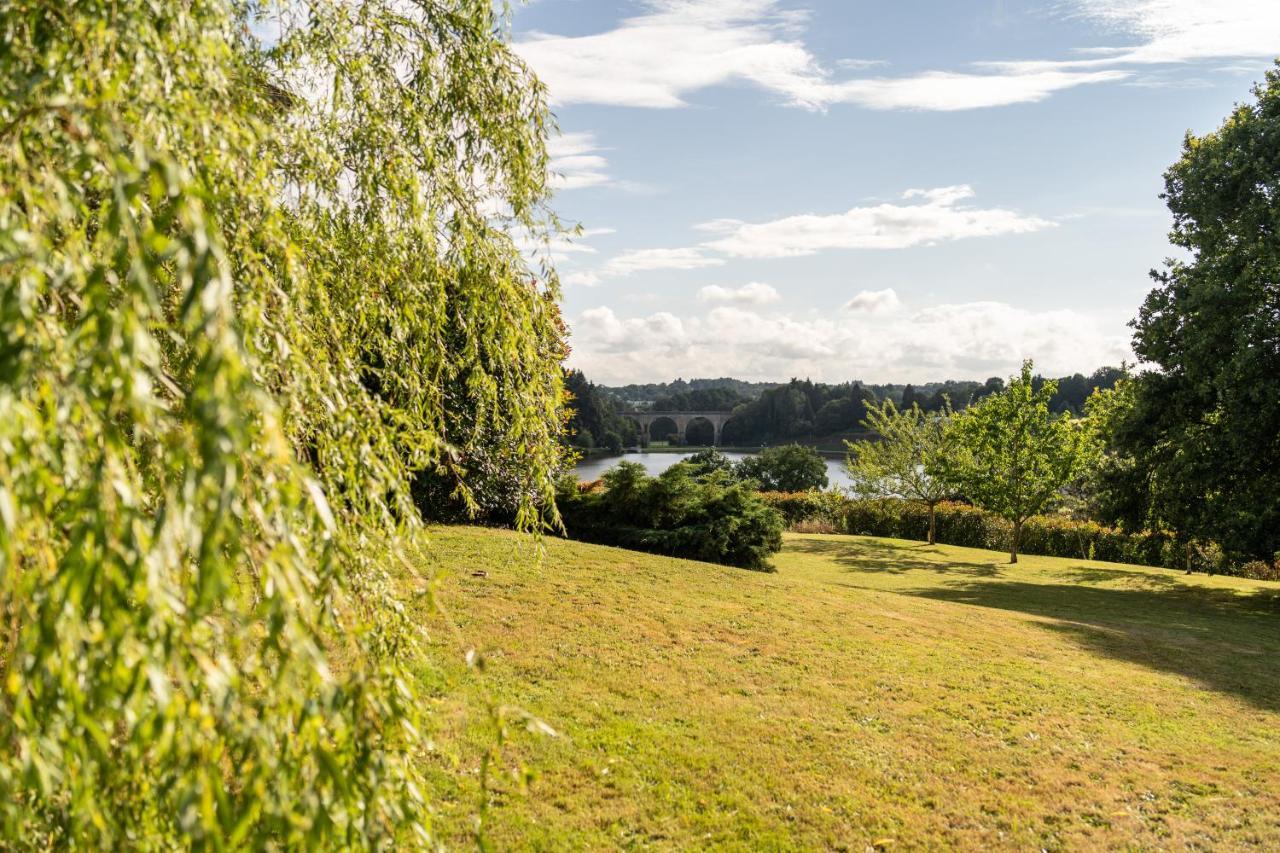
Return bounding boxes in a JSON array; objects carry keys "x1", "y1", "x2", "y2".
[
  {"x1": 564, "y1": 368, "x2": 1124, "y2": 451},
  {"x1": 605, "y1": 377, "x2": 780, "y2": 405},
  {"x1": 652, "y1": 386, "x2": 749, "y2": 412},
  {"x1": 564, "y1": 369, "x2": 637, "y2": 452}
]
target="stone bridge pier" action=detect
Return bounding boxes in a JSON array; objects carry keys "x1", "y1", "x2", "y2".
[{"x1": 621, "y1": 411, "x2": 733, "y2": 447}]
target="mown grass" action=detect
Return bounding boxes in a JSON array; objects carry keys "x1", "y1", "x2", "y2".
[{"x1": 415, "y1": 527, "x2": 1280, "y2": 849}]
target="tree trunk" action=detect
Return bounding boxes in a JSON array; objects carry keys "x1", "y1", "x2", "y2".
[
  {"x1": 927, "y1": 502, "x2": 937, "y2": 545},
  {"x1": 1010, "y1": 520, "x2": 1021, "y2": 564}
]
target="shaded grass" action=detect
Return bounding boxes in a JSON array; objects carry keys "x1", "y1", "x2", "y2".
[{"x1": 416, "y1": 528, "x2": 1280, "y2": 849}]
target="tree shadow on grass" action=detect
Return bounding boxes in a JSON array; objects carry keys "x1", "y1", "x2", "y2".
[
  {"x1": 788, "y1": 536, "x2": 1003, "y2": 577},
  {"x1": 1055, "y1": 566, "x2": 1185, "y2": 589},
  {"x1": 904, "y1": 578, "x2": 1280, "y2": 711}
]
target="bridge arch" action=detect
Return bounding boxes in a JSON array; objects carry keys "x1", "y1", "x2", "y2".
[
  {"x1": 620, "y1": 410, "x2": 732, "y2": 447},
  {"x1": 648, "y1": 415, "x2": 680, "y2": 444},
  {"x1": 684, "y1": 415, "x2": 717, "y2": 446}
]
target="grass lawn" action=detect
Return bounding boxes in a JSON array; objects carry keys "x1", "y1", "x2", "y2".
[{"x1": 415, "y1": 527, "x2": 1280, "y2": 849}]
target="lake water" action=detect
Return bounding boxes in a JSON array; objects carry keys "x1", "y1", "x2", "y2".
[{"x1": 574, "y1": 450, "x2": 855, "y2": 491}]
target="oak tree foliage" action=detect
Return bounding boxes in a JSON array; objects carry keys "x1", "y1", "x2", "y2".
[{"x1": 1110, "y1": 63, "x2": 1280, "y2": 562}]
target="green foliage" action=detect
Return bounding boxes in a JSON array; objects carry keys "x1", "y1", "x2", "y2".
[
  {"x1": 1078, "y1": 376, "x2": 1149, "y2": 530},
  {"x1": 1044, "y1": 367, "x2": 1127, "y2": 415},
  {"x1": 844, "y1": 499, "x2": 1006, "y2": 549},
  {"x1": 736, "y1": 444, "x2": 830, "y2": 492},
  {"x1": 839, "y1": 500, "x2": 1187, "y2": 570},
  {"x1": 938, "y1": 361, "x2": 1095, "y2": 563},
  {"x1": 564, "y1": 368, "x2": 635, "y2": 451},
  {"x1": 594, "y1": 372, "x2": 1123, "y2": 447},
  {"x1": 683, "y1": 448, "x2": 737, "y2": 479},
  {"x1": 0, "y1": 0, "x2": 565, "y2": 845},
  {"x1": 1239, "y1": 560, "x2": 1280, "y2": 582},
  {"x1": 602, "y1": 376, "x2": 777, "y2": 406},
  {"x1": 756, "y1": 491, "x2": 849, "y2": 527},
  {"x1": 722, "y1": 379, "x2": 875, "y2": 444},
  {"x1": 652, "y1": 386, "x2": 748, "y2": 412},
  {"x1": 846, "y1": 399, "x2": 954, "y2": 543},
  {"x1": 602, "y1": 431, "x2": 625, "y2": 454},
  {"x1": 557, "y1": 463, "x2": 784, "y2": 570},
  {"x1": 1114, "y1": 63, "x2": 1280, "y2": 562}
]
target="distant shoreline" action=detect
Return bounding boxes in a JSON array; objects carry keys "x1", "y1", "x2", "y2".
[{"x1": 577, "y1": 444, "x2": 852, "y2": 460}]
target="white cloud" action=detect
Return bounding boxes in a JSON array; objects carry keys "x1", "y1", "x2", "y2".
[
  {"x1": 515, "y1": 0, "x2": 1124, "y2": 112},
  {"x1": 600, "y1": 247, "x2": 725, "y2": 277},
  {"x1": 546, "y1": 131, "x2": 662, "y2": 194},
  {"x1": 547, "y1": 131, "x2": 600, "y2": 160},
  {"x1": 1068, "y1": 0, "x2": 1280, "y2": 65},
  {"x1": 697, "y1": 282, "x2": 781, "y2": 304},
  {"x1": 981, "y1": 1, "x2": 1280, "y2": 74},
  {"x1": 818, "y1": 69, "x2": 1128, "y2": 111},
  {"x1": 569, "y1": 299, "x2": 1132, "y2": 384},
  {"x1": 699, "y1": 186, "x2": 1054, "y2": 258},
  {"x1": 518, "y1": 0, "x2": 1280, "y2": 114},
  {"x1": 548, "y1": 132, "x2": 612, "y2": 191},
  {"x1": 515, "y1": 0, "x2": 824, "y2": 109},
  {"x1": 576, "y1": 307, "x2": 689, "y2": 354},
  {"x1": 515, "y1": 226, "x2": 615, "y2": 264},
  {"x1": 843, "y1": 288, "x2": 901, "y2": 314},
  {"x1": 562, "y1": 271, "x2": 602, "y2": 287}
]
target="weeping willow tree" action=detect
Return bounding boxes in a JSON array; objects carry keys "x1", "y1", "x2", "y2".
[{"x1": 0, "y1": 0, "x2": 565, "y2": 845}]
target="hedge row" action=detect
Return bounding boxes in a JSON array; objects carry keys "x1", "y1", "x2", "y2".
[{"x1": 756, "y1": 493, "x2": 1269, "y2": 575}]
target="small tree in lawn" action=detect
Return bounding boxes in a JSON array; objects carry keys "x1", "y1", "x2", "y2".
[
  {"x1": 939, "y1": 361, "x2": 1093, "y2": 563},
  {"x1": 846, "y1": 399, "x2": 954, "y2": 545}
]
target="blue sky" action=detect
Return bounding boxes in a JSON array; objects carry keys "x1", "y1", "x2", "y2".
[{"x1": 510, "y1": 0, "x2": 1280, "y2": 384}]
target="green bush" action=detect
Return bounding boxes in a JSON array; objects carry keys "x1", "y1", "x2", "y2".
[
  {"x1": 839, "y1": 499, "x2": 1194, "y2": 571},
  {"x1": 736, "y1": 444, "x2": 830, "y2": 491},
  {"x1": 1240, "y1": 560, "x2": 1280, "y2": 581},
  {"x1": 843, "y1": 499, "x2": 1005, "y2": 549},
  {"x1": 603, "y1": 431, "x2": 625, "y2": 454},
  {"x1": 758, "y1": 491, "x2": 847, "y2": 526},
  {"x1": 558, "y1": 462, "x2": 784, "y2": 570},
  {"x1": 684, "y1": 448, "x2": 738, "y2": 479},
  {"x1": 762, "y1": 490, "x2": 1273, "y2": 579}
]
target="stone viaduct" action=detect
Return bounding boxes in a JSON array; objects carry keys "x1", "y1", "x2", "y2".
[{"x1": 620, "y1": 411, "x2": 733, "y2": 447}]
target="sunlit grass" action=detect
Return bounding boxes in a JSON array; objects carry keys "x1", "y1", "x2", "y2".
[{"x1": 417, "y1": 528, "x2": 1280, "y2": 849}]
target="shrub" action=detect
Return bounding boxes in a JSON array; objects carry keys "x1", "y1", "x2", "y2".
[
  {"x1": 736, "y1": 444, "x2": 829, "y2": 491},
  {"x1": 758, "y1": 491, "x2": 847, "y2": 527},
  {"x1": 1239, "y1": 560, "x2": 1280, "y2": 581},
  {"x1": 685, "y1": 448, "x2": 737, "y2": 479},
  {"x1": 791, "y1": 518, "x2": 843, "y2": 535},
  {"x1": 603, "y1": 431, "x2": 625, "y2": 454},
  {"x1": 931, "y1": 502, "x2": 1008, "y2": 549},
  {"x1": 558, "y1": 462, "x2": 784, "y2": 570},
  {"x1": 1186, "y1": 541, "x2": 1228, "y2": 575},
  {"x1": 836, "y1": 498, "x2": 1201, "y2": 573},
  {"x1": 758, "y1": 491, "x2": 1272, "y2": 579},
  {"x1": 415, "y1": 438, "x2": 572, "y2": 525}
]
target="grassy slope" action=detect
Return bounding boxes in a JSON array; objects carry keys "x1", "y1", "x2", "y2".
[{"x1": 416, "y1": 528, "x2": 1280, "y2": 850}]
